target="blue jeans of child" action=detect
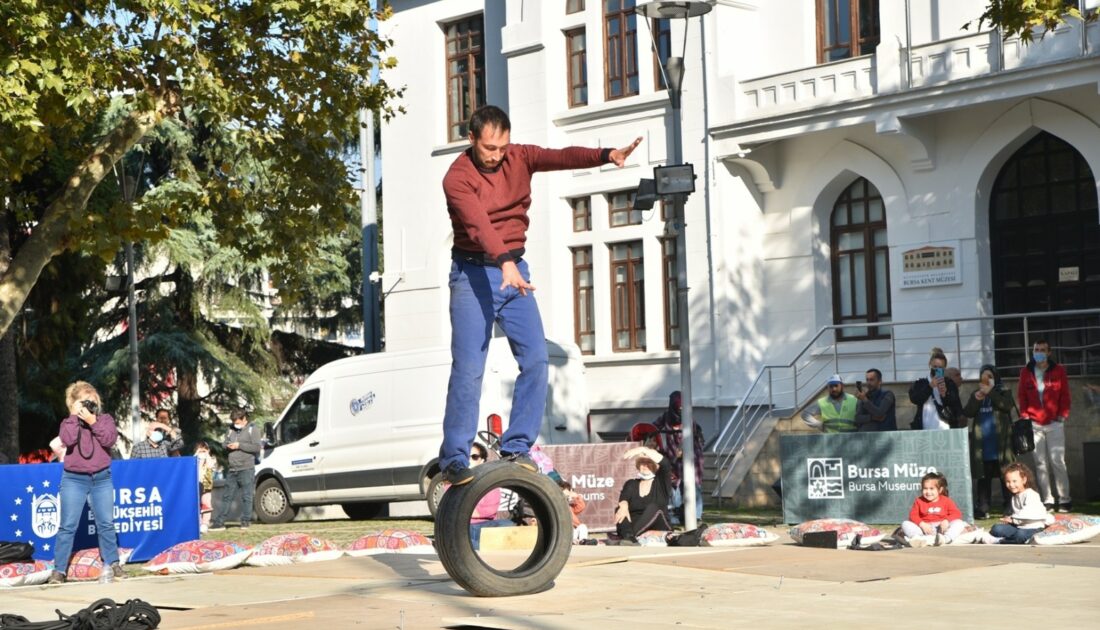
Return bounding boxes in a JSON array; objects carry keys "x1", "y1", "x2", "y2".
[
  {"x1": 213, "y1": 468, "x2": 255, "y2": 527},
  {"x1": 469, "y1": 518, "x2": 515, "y2": 551},
  {"x1": 439, "y1": 259, "x2": 548, "y2": 471},
  {"x1": 990, "y1": 522, "x2": 1040, "y2": 544},
  {"x1": 53, "y1": 468, "x2": 119, "y2": 573}
]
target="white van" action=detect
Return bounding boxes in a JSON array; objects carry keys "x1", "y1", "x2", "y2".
[{"x1": 254, "y1": 337, "x2": 589, "y2": 523}]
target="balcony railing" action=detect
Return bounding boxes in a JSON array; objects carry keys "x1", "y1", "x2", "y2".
[{"x1": 735, "y1": 20, "x2": 1099, "y2": 121}]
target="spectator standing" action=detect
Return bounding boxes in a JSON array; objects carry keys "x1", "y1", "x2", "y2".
[
  {"x1": 194, "y1": 441, "x2": 217, "y2": 533},
  {"x1": 1017, "y1": 339, "x2": 1072, "y2": 512},
  {"x1": 854, "y1": 368, "x2": 897, "y2": 431},
  {"x1": 801, "y1": 374, "x2": 858, "y2": 433},
  {"x1": 130, "y1": 416, "x2": 184, "y2": 459},
  {"x1": 209, "y1": 409, "x2": 261, "y2": 530},
  {"x1": 653, "y1": 391, "x2": 705, "y2": 524},
  {"x1": 908, "y1": 347, "x2": 963, "y2": 430},
  {"x1": 48, "y1": 381, "x2": 123, "y2": 584},
  {"x1": 154, "y1": 409, "x2": 183, "y2": 456},
  {"x1": 962, "y1": 364, "x2": 1015, "y2": 518}
]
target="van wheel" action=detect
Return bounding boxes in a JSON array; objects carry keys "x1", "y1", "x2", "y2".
[
  {"x1": 342, "y1": 502, "x2": 389, "y2": 520},
  {"x1": 426, "y1": 472, "x2": 447, "y2": 519},
  {"x1": 434, "y1": 461, "x2": 572, "y2": 597},
  {"x1": 256, "y1": 478, "x2": 298, "y2": 524}
]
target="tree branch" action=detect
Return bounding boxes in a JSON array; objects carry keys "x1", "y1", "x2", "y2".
[{"x1": 0, "y1": 99, "x2": 165, "y2": 336}]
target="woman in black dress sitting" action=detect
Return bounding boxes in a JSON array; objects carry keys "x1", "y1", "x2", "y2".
[{"x1": 615, "y1": 446, "x2": 673, "y2": 541}]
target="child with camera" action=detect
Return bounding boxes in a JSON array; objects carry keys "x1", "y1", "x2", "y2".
[{"x1": 48, "y1": 381, "x2": 124, "y2": 584}]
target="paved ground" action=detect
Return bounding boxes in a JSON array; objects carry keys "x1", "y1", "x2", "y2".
[{"x1": 4, "y1": 536, "x2": 1100, "y2": 629}]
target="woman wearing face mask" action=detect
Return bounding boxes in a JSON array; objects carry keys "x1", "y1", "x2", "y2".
[
  {"x1": 613, "y1": 445, "x2": 672, "y2": 543},
  {"x1": 907, "y1": 347, "x2": 964, "y2": 430}
]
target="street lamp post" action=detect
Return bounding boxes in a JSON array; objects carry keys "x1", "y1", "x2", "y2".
[{"x1": 636, "y1": 0, "x2": 712, "y2": 532}]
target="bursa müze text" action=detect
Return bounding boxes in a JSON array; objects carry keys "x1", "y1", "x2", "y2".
[
  {"x1": 570, "y1": 473, "x2": 615, "y2": 502},
  {"x1": 846, "y1": 463, "x2": 939, "y2": 493}
]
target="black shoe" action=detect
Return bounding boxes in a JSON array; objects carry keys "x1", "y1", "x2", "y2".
[
  {"x1": 501, "y1": 452, "x2": 538, "y2": 472},
  {"x1": 1044, "y1": 503, "x2": 1055, "y2": 512},
  {"x1": 975, "y1": 511, "x2": 990, "y2": 520},
  {"x1": 110, "y1": 562, "x2": 125, "y2": 580},
  {"x1": 46, "y1": 571, "x2": 66, "y2": 585},
  {"x1": 1056, "y1": 503, "x2": 1072, "y2": 513},
  {"x1": 443, "y1": 463, "x2": 475, "y2": 485}
]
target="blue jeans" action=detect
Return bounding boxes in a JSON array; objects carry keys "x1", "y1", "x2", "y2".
[
  {"x1": 470, "y1": 518, "x2": 515, "y2": 551},
  {"x1": 990, "y1": 523, "x2": 1040, "y2": 544},
  {"x1": 439, "y1": 259, "x2": 548, "y2": 470},
  {"x1": 54, "y1": 469, "x2": 119, "y2": 573},
  {"x1": 213, "y1": 468, "x2": 255, "y2": 527}
]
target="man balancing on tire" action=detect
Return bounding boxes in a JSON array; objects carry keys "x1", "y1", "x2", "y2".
[{"x1": 440, "y1": 105, "x2": 641, "y2": 485}]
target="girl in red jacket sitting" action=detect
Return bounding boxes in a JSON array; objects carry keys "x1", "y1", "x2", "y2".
[{"x1": 900, "y1": 472, "x2": 968, "y2": 547}]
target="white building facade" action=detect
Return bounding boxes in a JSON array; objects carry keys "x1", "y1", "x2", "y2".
[{"x1": 379, "y1": 0, "x2": 1100, "y2": 439}]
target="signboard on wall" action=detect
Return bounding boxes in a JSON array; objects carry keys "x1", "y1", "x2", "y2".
[
  {"x1": 900, "y1": 240, "x2": 962, "y2": 288},
  {"x1": 780, "y1": 430, "x2": 973, "y2": 524},
  {"x1": 541, "y1": 442, "x2": 642, "y2": 532}
]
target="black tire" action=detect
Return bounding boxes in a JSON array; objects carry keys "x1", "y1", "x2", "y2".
[
  {"x1": 434, "y1": 461, "x2": 572, "y2": 597},
  {"x1": 255, "y1": 478, "x2": 298, "y2": 524},
  {"x1": 342, "y1": 502, "x2": 389, "y2": 520},
  {"x1": 426, "y1": 472, "x2": 447, "y2": 519}
]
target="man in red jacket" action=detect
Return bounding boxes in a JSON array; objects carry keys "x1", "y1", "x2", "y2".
[
  {"x1": 1017, "y1": 339, "x2": 1072, "y2": 512},
  {"x1": 439, "y1": 105, "x2": 642, "y2": 485}
]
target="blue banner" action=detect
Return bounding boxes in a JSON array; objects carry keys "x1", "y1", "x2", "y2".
[{"x1": 0, "y1": 458, "x2": 199, "y2": 563}]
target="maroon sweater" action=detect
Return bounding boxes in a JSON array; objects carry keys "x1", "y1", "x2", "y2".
[{"x1": 444, "y1": 144, "x2": 610, "y2": 265}]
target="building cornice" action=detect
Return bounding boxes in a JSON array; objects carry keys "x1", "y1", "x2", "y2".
[{"x1": 711, "y1": 54, "x2": 1100, "y2": 146}]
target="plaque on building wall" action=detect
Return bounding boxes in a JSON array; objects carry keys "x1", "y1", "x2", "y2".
[
  {"x1": 900, "y1": 240, "x2": 962, "y2": 289},
  {"x1": 1059, "y1": 267, "x2": 1080, "y2": 283}
]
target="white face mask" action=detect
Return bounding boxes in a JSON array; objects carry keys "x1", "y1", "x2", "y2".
[{"x1": 637, "y1": 470, "x2": 656, "y2": 480}]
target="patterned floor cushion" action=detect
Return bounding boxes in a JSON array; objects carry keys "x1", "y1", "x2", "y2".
[
  {"x1": 65, "y1": 548, "x2": 134, "y2": 581},
  {"x1": 347, "y1": 530, "x2": 435, "y2": 557},
  {"x1": 948, "y1": 522, "x2": 986, "y2": 545},
  {"x1": 0, "y1": 560, "x2": 53, "y2": 587},
  {"x1": 789, "y1": 519, "x2": 884, "y2": 548},
  {"x1": 1032, "y1": 514, "x2": 1100, "y2": 545},
  {"x1": 246, "y1": 533, "x2": 344, "y2": 566},
  {"x1": 702, "y1": 523, "x2": 779, "y2": 547},
  {"x1": 144, "y1": 540, "x2": 253, "y2": 574},
  {"x1": 635, "y1": 530, "x2": 669, "y2": 546}
]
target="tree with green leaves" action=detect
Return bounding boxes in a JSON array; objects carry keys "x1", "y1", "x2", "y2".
[
  {"x1": 967, "y1": 1, "x2": 1099, "y2": 42},
  {"x1": 0, "y1": 0, "x2": 401, "y2": 339}
]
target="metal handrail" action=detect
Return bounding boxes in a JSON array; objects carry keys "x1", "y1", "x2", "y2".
[{"x1": 709, "y1": 307, "x2": 1100, "y2": 499}]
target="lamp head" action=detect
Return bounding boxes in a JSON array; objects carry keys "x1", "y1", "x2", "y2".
[{"x1": 635, "y1": 1, "x2": 713, "y2": 20}]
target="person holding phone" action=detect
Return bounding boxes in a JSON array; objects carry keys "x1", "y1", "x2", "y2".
[
  {"x1": 907, "y1": 347, "x2": 963, "y2": 430},
  {"x1": 854, "y1": 368, "x2": 897, "y2": 431}
]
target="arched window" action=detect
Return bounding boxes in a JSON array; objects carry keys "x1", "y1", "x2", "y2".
[{"x1": 831, "y1": 177, "x2": 890, "y2": 339}]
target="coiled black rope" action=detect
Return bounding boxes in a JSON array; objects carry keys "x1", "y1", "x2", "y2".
[{"x1": 0, "y1": 598, "x2": 160, "y2": 629}]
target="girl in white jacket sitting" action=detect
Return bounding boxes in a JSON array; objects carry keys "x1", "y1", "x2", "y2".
[{"x1": 988, "y1": 462, "x2": 1054, "y2": 544}]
